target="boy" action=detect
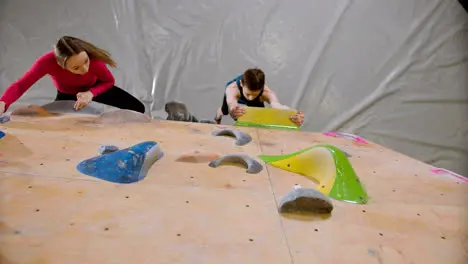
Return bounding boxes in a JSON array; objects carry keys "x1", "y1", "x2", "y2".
[{"x1": 215, "y1": 68, "x2": 304, "y2": 126}]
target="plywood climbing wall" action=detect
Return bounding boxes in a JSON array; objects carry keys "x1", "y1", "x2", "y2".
[{"x1": 0, "y1": 112, "x2": 467, "y2": 264}]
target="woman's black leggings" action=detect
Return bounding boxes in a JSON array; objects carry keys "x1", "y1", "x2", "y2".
[{"x1": 55, "y1": 86, "x2": 146, "y2": 114}]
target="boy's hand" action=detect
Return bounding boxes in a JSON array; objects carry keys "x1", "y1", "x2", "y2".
[
  {"x1": 229, "y1": 105, "x2": 245, "y2": 120},
  {"x1": 290, "y1": 111, "x2": 304, "y2": 126}
]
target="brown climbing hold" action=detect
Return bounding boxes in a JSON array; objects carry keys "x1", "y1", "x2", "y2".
[
  {"x1": 11, "y1": 105, "x2": 58, "y2": 117},
  {"x1": 175, "y1": 150, "x2": 221, "y2": 163}
]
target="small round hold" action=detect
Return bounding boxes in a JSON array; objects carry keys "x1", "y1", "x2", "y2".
[{"x1": 98, "y1": 145, "x2": 120, "y2": 155}]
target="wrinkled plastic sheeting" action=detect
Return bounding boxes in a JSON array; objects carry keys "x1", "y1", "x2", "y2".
[{"x1": 0, "y1": 0, "x2": 467, "y2": 175}]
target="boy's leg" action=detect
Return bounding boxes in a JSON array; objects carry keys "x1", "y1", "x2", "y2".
[
  {"x1": 92, "y1": 86, "x2": 146, "y2": 114},
  {"x1": 215, "y1": 94, "x2": 230, "y2": 124},
  {"x1": 214, "y1": 107, "x2": 223, "y2": 124}
]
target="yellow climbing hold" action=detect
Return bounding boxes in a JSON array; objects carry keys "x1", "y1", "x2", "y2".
[
  {"x1": 235, "y1": 106, "x2": 300, "y2": 130},
  {"x1": 259, "y1": 145, "x2": 368, "y2": 204}
]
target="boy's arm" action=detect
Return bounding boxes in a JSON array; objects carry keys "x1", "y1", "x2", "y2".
[
  {"x1": 263, "y1": 86, "x2": 305, "y2": 127},
  {"x1": 262, "y1": 86, "x2": 290, "y2": 109},
  {"x1": 225, "y1": 83, "x2": 240, "y2": 112}
]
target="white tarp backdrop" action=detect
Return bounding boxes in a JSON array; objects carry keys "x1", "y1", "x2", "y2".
[{"x1": 1, "y1": 0, "x2": 467, "y2": 175}]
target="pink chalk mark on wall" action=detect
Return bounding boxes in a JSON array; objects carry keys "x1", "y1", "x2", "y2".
[
  {"x1": 431, "y1": 168, "x2": 468, "y2": 183},
  {"x1": 323, "y1": 132, "x2": 369, "y2": 144}
]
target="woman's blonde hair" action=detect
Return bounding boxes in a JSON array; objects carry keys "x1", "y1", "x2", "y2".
[{"x1": 54, "y1": 36, "x2": 117, "y2": 68}]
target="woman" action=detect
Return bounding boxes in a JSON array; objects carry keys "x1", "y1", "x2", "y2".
[{"x1": 0, "y1": 36, "x2": 145, "y2": 114}]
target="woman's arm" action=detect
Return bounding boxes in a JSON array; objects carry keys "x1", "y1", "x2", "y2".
[
  {"x1": 262, "y1": 86, "x2": 289, "y2": 109},
  {"x1": 0, "y1": 56, "x2": 49, "y2": 111},
  {"x1": 88, "y1": 60, "x2": 115, "y2": 97}
]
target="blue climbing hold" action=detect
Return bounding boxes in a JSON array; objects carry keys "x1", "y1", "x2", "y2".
[
  {"x1": 77, "y1": 141, "x2": 164, "y2": 184},
  {"x1": 0, "y1": 131, "x2": 4, "y2": 139}
]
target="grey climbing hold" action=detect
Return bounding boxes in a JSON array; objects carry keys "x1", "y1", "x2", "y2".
[
  {"x1": 165, "y1": 101, "x2": 198, "y2": 122},
  {"x1": 211, "y1": 128, "x2": 252, "y2": 146},
  {"x1": 99, "y1": 145, "x2": 120, "y2": 155},
  {"x1": 279, "y1": 185, "x2": 333, "y2": 214},
  {"x1": 41, "y1": 100, "x2": 119, "y2": 115},
  {"x1": 95, "y1": 109, "x2": 151, "y2": 124},
  {"x1": 165, "y1": 101, "x2": 216, "y2": 124},
  {"x1": 199, "y1": 119, "x2": 216, "y2": 124},
  {"x1": 92, "y1": 109, "x2": 151, "y2": 124},
  {"x1": 208, "y1": 154, "x2": 263, "y2": 174},
  {"x1": 0, "y1": 114, "x2": 10, "y2": 124}
]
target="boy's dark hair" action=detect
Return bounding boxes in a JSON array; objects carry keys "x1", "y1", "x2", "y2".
[{"x1": 242, "y1": 68, "x2": 265, "y2": 91}]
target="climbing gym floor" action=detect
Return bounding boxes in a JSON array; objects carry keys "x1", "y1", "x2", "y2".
[{"x1": 0, "y1": 109, "x2": 467, "y2": 264}]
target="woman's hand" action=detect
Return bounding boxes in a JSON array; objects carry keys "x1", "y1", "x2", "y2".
[
  {"x1": 0, "y1": 101, "x2": 5, "y2": 115},
  {"x1": 229, "y1": 105, "x2": 246, "y2": 120},
  {"x1": 290, "y1": 110, "x2": 304, "y2": 127},
  {"x1": 74, "y1": 91, "x2": 94, "y2": 111}
]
